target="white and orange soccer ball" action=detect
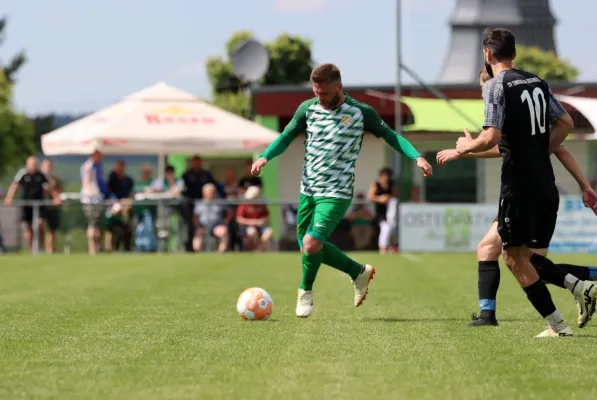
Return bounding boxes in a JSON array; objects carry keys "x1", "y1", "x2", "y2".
[{"x1": 236, "y1": 287, "x2": 273, "y2": 321}]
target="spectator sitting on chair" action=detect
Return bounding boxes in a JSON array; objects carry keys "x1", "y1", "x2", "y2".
[
  {"x1": 237, "y1": 159, "x2": 263, "y2": 196},
  {"x1": 104, "y1": 199, "x2": 133, "y2": 252},
  {"x1": 346, "y1": 192, "x2": 375, "y2": 250},
  {"x1": 193, "y1": 183, "x2": 231, "y2": 253},
  {"x1": 133, "y1": 164, "x2": 158, "y2": 218},
  {"x1": 236, "y1": 185, "x2": 273, "y2": 251},
  {"x1": 181, "y1": 155, "x2": 224, "y2": 252}
]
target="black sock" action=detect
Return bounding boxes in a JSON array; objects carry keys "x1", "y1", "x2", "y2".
[
  {"x1": 523, "y1": 279, "x2": 557, "y2": 318},
  {"x1": 478, "y1": 261, "x2": 500, "y2": 318},
  {"x1": 557, "y1": 264, "x2": 591, "y2": 281},
  {"x1": 530, "y1": 254, "x2": 567, "y2": 288}
]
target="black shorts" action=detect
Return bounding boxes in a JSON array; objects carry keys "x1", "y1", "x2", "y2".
[
  {"x1": 497, "y1": 194, "x2": 559, "y2": 249},
  {"x1": 21, "y1": 206, "x2": 45, "y2": 224},
  {"x1": 43, "y1": 208, "x2": 61, "y2": 232}
]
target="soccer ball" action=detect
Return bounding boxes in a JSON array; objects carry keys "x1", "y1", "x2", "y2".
[{"x1": 236, "y1": 287, "x2": 273, "y2": 321}]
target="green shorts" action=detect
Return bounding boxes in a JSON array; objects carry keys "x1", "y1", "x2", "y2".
[{"x1": 296, "y1": 194, "x2": 352, "y2": 246}]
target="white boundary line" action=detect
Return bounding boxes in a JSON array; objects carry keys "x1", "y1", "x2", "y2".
[{"x1": 400, "y1": 253, "x2": 421, "y2": 262}]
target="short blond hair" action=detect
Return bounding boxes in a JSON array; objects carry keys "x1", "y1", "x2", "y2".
[{"x1": 311, "y1": 63, "x2": 341, "y2": 85}]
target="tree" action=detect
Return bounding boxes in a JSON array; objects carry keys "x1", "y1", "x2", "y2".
[
  {"x1": 31, "y1": 114, "x2": 56, "y2": 152},
  {"x1": 0, "y1": 71, "x2": 35, "y2": 178},
  {"x1": 206, "y1": 31, "x2": 313, "y2": 116},
  {"x1": 515, "y1": 46, "x2": 579, "y2": 82},
  {"x1": 0, "y1": 16, "x2": 34, "y2": 177},
  {"x1": 0, "y1": 17, "x2": 27, "y2": 83}
]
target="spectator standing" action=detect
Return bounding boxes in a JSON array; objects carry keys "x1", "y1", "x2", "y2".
[
  {"x1": 223, "y1": 167, "x2": 239, "y2": 198},
  {"x1": 107, "y1": 160, "x2": 134, "y2": 200},
  {"x1": 151, "y1": 165, "x2": 184, "y2": 249},
  {"x1": 104, "y1": 199, "x2": 133, "y2": 252},
  {"x1": 181, "y1": 155, "x2": 223, "y2": 252},
  {"x1": 4, "y1": 156, "x2": 54, "y2": 252},
  {"x1": 40, "y1": 160, "x2": 63, "y2": 254},
  {"x1": 368, "y1": 167, "x2": 397, "y2": 254},
  {"x1": 80, "y1": 150, "x2": 108, "y2": 255}
]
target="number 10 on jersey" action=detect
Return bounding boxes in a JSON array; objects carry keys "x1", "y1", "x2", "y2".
[{"x1": 521, "y1": 87, "x2": 547, "y2": 136}]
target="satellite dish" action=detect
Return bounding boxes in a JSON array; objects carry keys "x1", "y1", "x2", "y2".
[{"x1": 230, "y1": 39, "x2": 270, "y2": 84}]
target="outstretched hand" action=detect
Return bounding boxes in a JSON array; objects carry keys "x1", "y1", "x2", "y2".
[
  {"x1": 416, "y1": 157, "x2": 433, "y2": 177},
  {"x1": 250, "y1": 157, "x2": 268, "y2": 176},
  {"x1": 436, "y1": 149, "x2": 461, "y2": 166},
  {"x1": 582, "y1": 187, "x2": 597, "y2": 215}
]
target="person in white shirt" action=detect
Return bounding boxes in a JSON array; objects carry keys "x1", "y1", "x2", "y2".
[
  {"x1": 151, "y1": 165, "x2": 184, "y2": 196},
  {"x1": 80, "y1": 150, "x2": 107, "y2": 255}
]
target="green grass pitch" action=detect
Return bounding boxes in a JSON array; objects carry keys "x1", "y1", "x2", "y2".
[{"x1": 1, "y1": 253, "x2": 596, "y2": 399}]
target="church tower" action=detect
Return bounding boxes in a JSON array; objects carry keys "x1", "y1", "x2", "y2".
[{"x1": 438, "y1": 0, "x2": 557, "y2": 83}]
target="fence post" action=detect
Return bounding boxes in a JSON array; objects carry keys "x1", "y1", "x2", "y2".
[{"x1": 32, "y1": 203, "x2": 40, "y2": 255}]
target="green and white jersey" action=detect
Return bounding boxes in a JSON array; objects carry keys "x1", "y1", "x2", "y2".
[{"x1": 260, "y1": 93, "x2": 422, "y2": 199}]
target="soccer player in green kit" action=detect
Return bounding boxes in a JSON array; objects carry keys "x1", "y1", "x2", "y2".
[{"x1": 251, "y1": 64, "x2": 433, "y2": 317}]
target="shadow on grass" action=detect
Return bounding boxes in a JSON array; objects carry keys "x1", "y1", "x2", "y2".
[
  {"x1": 570, "y1": 333, "x2": 597, "y2": 339},
  {"x1": 363, "y1": 317, "x2": 530, "y2": 323}
]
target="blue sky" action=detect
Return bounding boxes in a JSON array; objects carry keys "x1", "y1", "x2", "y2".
[{"x1": 3, "y1": 0, "x2": 596, "y2": 115}]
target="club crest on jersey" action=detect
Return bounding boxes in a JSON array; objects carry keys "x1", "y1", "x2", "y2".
[{"x1": 340, "y1": 115, "x2": 353, "y2": 128}]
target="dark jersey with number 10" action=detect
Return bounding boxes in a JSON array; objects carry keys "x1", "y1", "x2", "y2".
[{"x1": 483, "y1": 69, "x2": 567, "y2": 197}]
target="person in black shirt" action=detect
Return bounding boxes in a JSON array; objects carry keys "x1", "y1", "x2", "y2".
[
  {"x1": 455, "y1": 28, "x2": 597, "y2": 337},
  {"x1": 107, "y1": 160, "x2": 134, "y2": 200},
  {"x1": 4, "y1": 156, "x2": 52, "y2": 252},
  {"x1": 181, "y1": 155, "x2": 223, "y2": 251},
  {"x1": 439, "y1": 68, "x2": 597, "y2": 329},
  {"x1": 367, "y1": 167, "x2": 396, "y2": 254}
]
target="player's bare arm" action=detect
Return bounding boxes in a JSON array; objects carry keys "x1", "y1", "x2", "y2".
[
  {"x1": 456, "y1": 126, "x2": 502, "y2": 155},
  {"x1": 3, "y1": 182, "x2": 19, "y2": 205},
  {"x1": 437, "y1": 128, "x2": 501, "y2": 165},
  {"x1": 547, "y1": 89, "x2": 574, "y2": 152},
  {"x1": 553, "y1": 146, "x2": 597, "y2": 214},
  {"x1": 457, "y1": 75, "x2": 505, "y2": 155}
]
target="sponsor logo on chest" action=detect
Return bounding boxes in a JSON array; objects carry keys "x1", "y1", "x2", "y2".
[{"x1": 340, "y1": 115, "x2": 353, "y2": 128}]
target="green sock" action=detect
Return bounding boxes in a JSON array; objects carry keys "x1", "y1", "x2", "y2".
[
  {"x1": 322, "y1": 242, "x2": 363, "y2": 280},
  {"x1": 300, "y1": 250, "x2": 323, "y2": 291}
]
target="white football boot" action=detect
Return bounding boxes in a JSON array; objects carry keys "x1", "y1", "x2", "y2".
[
  {"x1": 535, "y1": 320, "x2": 574, "y2": 338},
  {"x1": 352, "y1": 264, "x2": 375, "y2": 307},
  {"x1": 575, "y1": 281, "x2": 597, "y2": 328},
  {"x1": 296, "y1": 289, "x2": 314, "y2": 318}
]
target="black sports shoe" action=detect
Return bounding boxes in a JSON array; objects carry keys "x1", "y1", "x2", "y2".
[{"x1": 468, "y1": 312, "x2": 499, "y2": 327}]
